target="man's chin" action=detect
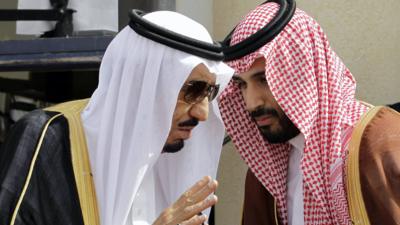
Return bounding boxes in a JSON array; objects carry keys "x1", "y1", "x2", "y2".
[
  {"x1": 162, "y1": 139, "x2": 184, "y2": 153},
  {"x1": 259, "y1": 126, "x2": 292, "y2": 144},
  {"x1": 259, "y1": 125, "x2": 299, "y2": 144},
  {"x1": 261, "y1": 132, "x2": 289, "y2": 144}
]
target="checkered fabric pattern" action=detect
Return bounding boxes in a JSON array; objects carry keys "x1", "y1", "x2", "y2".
[{"x1": 219, "y1": 3, "x2": 369, "y2": 224}]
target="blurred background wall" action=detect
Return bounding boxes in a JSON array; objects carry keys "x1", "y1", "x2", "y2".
[
  {"x1": 213, "y1": 0, "x2": 400, "y2": 224},
  {"x1": 0, "y1": 0, "x2": 29, "y2": 114}
]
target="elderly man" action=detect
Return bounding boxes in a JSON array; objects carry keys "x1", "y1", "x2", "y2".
[
  {"x1": 219, "y1": 2, "x2": 400, "y2": 225},
  {"x1": 0, "y1": 11, "x2": 233, "y2": 225}
]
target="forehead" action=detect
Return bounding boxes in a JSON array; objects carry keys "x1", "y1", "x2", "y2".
[
  {"x1": 235, "y1": 57, "x2": 265, "y2": 80},
  {"x1": 186, "y1": 63, "x2": 216, "y2": 83}
]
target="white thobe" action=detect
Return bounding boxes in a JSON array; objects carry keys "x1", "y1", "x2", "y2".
[{"x1": 287, "y1": 134, "x2": 305, "y2": 225}]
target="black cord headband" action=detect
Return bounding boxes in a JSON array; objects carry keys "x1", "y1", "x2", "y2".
[
  {"x1": 128, "y1": 0, "x2": 296, "y2": 61},
  {"x1": 129, "y1": 9, "x2": 224, "y2": 60},
  {"x1": 222, "y1": 0, "x2": 296, "y2": 61}
]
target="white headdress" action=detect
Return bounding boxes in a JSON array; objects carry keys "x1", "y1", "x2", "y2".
[{"x1": 81, "y1": 11, "x2": 234, "y2": 225}]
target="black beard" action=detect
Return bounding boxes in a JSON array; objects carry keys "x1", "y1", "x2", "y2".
[
  {"x1": 258, "y1": 122, "x2": 299, "y2": 143},
  {"x1": 162, "y1": 118, "x2": 198, "y2": 153},
  {"x1": 178, "y1": 118, "x2": 199, "y2": 127},
  {"x1": 250, "y1": 107, "x2": 300, "y2": 144},
  {"x1": 162, "y1": 139, "x2": 184, "y2": 153}
]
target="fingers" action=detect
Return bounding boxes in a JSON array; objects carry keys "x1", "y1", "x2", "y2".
[
  {"x1": 172, "y1": 176, "x2": 218, "y2": 223},
  {"x1": 184, "y1": 194, "x2": 218, "y2": 218},
  {"x1": 153, "y1": 177, "x2": 217, "y2": 225},
  {"x1": 176, "y1": 194, "x2": 217, "y2": 223},
  {"x1": 180, "y1": 213, "x2": 208, "y2": 225},
  {"x1": 190, "y1": 179, "x2": 218, "y2": 204},
  {"x1": 176, "y1": 176, "x2": 214, "y2": 207}
]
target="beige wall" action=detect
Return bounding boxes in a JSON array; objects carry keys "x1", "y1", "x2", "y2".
[
  {"x1": 0, "y1": 1, "x2": 29, "y2": 112},
  {"x1": 176, "y1": 0, "x2": 213, "y2": 33},
  {"x1": 0, "y1": 0, "x2": 16, "y2": 40},
  {"x1": 214, "y1": 1, "x2": 400, "y2": 224}
]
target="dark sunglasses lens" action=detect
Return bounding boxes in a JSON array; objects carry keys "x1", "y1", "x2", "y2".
[
  {"x1": 184, "y1": 81, "x2": 208, "y2": 103},
  {"x1": 209, "y1": 84, "x2": 220, "y2": 101}
]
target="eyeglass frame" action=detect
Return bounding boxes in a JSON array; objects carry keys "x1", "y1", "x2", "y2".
[{"x1": 178, "y1": 80, "x2": 220, "y2": 104}]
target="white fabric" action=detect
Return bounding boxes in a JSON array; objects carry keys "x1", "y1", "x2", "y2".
[
  {"x1": 80, "y1": 11, "x2": 234, "y2": 225},
  {"x1": 128, "y1": 169, "x2": 156, "y2": 224},
  {"x1": 16, "y1": 0, "x2": 118, "y2": 35},
  {"x1": 287, "y1": 134, "x2": 305, "y2": 225}
]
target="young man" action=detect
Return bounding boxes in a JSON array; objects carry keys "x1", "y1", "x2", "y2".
[
  {"x1": 0, "y1": 11, "x2": 234, "y2": 225},
  {"x1": 219, "y1": 2, "x2": 400, "y2": 225}
]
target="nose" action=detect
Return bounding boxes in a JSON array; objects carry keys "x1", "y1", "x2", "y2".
[
  {"x1": 243, "y1": 85, "x2": 266, "y2": 113},
  {"x1": 189, "y1": 98, "x2": 209, "y2": 122}
]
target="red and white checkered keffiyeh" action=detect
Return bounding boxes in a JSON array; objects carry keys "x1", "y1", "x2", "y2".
[{"x1": 219, "y1": 3, "x2": 369, "y2": 225}]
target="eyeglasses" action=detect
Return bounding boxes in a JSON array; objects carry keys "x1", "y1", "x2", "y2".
[{"x1": 180, "y1": 80, "x2": 220, "y2": 104}]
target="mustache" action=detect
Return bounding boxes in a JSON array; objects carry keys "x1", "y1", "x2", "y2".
[
  {"x1": 178, "y1": 118, "x2": 199, "y2": 127},
  {"x1": 249, "y1": 107, "x2": 279, "y2": 119}
]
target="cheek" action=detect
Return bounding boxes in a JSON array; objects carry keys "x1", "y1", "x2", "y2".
[
  {"x1": 265, "y1": 87, "x2": 278, "y2": 104},
  {"x1": 241, "y1": 89, "x2": 250, "y2": 105},
  {"x1": 241, "y1": 89, "x2": 254, "y2": 105},
  {"x1": 240, "y1": 85, "x2": 260, "y2": 105},
  {"x1": 171, "y1": 104, "x2": 188, "y2": 126},
  {"x1": 274, "y1": 106, "x2": 288, "y2": 125}
]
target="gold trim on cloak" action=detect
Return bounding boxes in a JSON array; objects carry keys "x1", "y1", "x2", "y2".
[
  {"x1": 346, "y1": 106, "x2": 382, "y2": 225},
  {"x1": 46, "y1": 99, "x2": 100, "y2": 225}
]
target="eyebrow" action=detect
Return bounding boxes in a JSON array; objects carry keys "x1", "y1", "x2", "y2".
[
  {"x1": 187, "y1": 73, "x2": 216, "y2": 84},
  {"x1": 193, "y1": 72, "x2": 217, "y2": 84},
  {"x1": 252, "y1": 70, "x2": 266, "y2": 79},
  {"x1": 232, "y1": 75, "x2": 243, "y2": 82},
  {"x1": 232, "y1": 70, "x2": 266, "y2": 82}
]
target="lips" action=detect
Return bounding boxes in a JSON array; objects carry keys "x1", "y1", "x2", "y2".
[
  {"x1": 176, "y1": 127, "x2": 195, "y2": 139},
  {"x1": 254, "y1": 115, "x2": 275, "y2": 126}
]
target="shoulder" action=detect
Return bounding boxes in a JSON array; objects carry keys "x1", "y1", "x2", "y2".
[
  {"x1": 362, "y1": 106, "x2": 400, "y2": 132},
  {"x1": 9, "y1": 109, "x2": 66, "y2": 136},
  {"x1": 0, "y1": 109, "x2": 69, "y2": 171},
  {"x1": 0, "y1": 109, "x2": 82, "y2": 225}
]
